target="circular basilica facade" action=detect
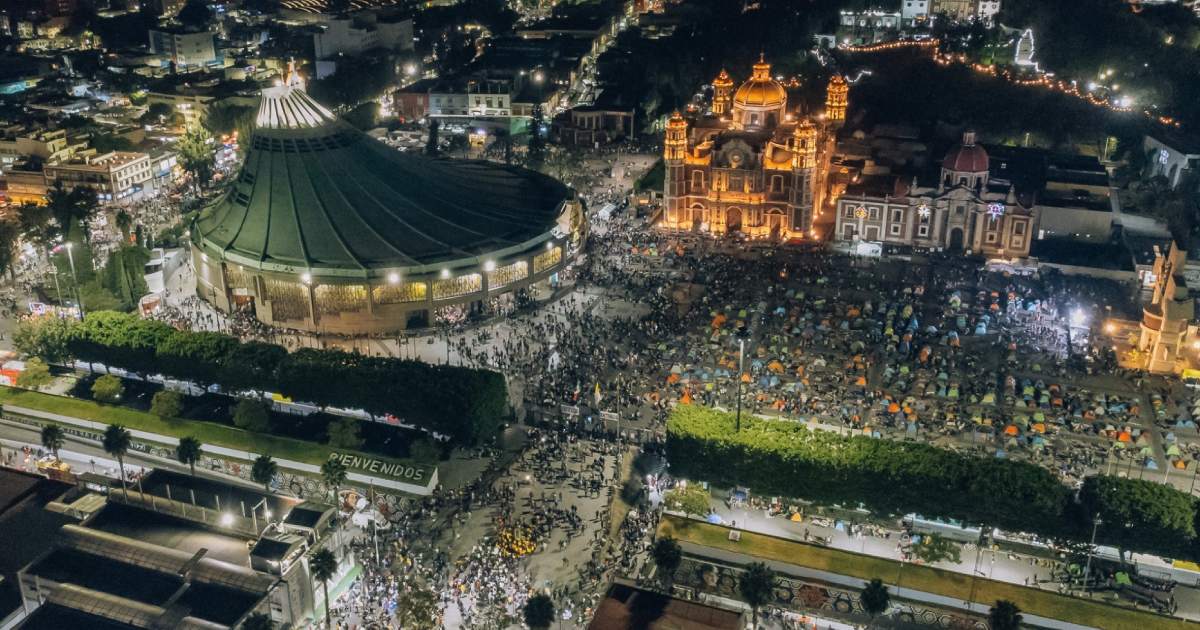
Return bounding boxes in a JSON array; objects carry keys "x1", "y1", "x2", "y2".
[{"x1": 191, "y1": 81, "x2": 584, "y2": 335}]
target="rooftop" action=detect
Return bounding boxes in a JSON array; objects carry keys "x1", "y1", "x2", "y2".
[
  {"x1": 86, "y1": 502, "x2": 254, "y2": 566},
  {"x1": 16, "y1": 603, "x2": 139, "y2": 630},
  {"x1": 194, "y1": 83, "x2": 571, "y2": 275}
]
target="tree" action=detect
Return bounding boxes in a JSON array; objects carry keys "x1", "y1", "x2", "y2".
[
  {"x1": 240, "y1": 612, "x2": 275, "y2": 630},
  {"x1": 1080, "y1": 475, "x2": 1197, "y2": 561},
  {"x1": 145, "y1": 102, "x2": 174, "y2": 121},
  {"x1": 860, "y1": 578, "x2": 891, "y2": 623},
  {"x1": 650, "y1": 537, "x2": 683, "y2": 586},
  {"x1": 151, "y1": 390, "x2": 184, "y2": 420},
  {"x1": 326, "y1": 416, "x2": 363, "y2": 449},
  {"x1": 176, "y1": 0, "x2": 211, "y2": 28},
  {"x1": 233, "y1": 399, "x2": 271, "y2": 433},
  {"x1": 251, "y1": 453, "x2": 278, "y2": 492},
  {"x1": 91, "y1": 374, "x2": 125, "y2": 403},
  {"x1": 40, "y1": 424, "x2": 65, "y2": 461},
  {"x1": 394, "y1": 577, "x2": 439, "y2": 629},
  {"x1": 523, "y1": 593, "x2": 555, "y2": 630},
  {"x1": 663, "y1": 484, "x2": 711, "y2": 519},
  {"x1": 103, "y1": 424, "x2": 132, "y2": 491},
  {"x1": 988, "y1": 600, "x2": 1022, "y2": 630},
  {"x1": 0, "y1": 218, "x2": 22, "y2": 280},
  {"x1": 309, "y1": 548, "x2": 338, "y2": 629},
  {"x1": 45, "y1": 182, "x2": 98, "y2": 240},
  {"x1": 178, "y1": 124, "x2": 215, "y2": 193},
  {"x1": 176, "y1": 436, "x2": 202, "y2": 476},
  {"x1": 495, "y1": 128, "x2": 513, "y2": 164},
  {"x1": 408, "y1": 436, "x2": 441, "y2": 462},
  {"x1": 17, "y1": 357, "x2": 53, "y2": 391},
  {"x1": 14, "y1": 316, "x2": 75, "y2": 363},
  {"x1": 911, "y1": 534, "x2": 962, "y2": 565},
  {"x1": 424, "y1": 119, "x2": 440, "y2": 156},
  {"x1": 320, "y1": 457, "x2": 348, "y2": 505},
  {"x1": 738, "y1": 562, "x2": 776, "y2": 629},
  {"x1": 527, "y1": 105, "x2": 546, "y2": 169},
  {"x1": 114, "y1": 210, "x2": 132, "y2": 243}
]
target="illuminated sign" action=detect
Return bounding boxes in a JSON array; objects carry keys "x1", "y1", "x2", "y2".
[{"x1": 327, "y1": 452, "x2": 431, "y2": 483}]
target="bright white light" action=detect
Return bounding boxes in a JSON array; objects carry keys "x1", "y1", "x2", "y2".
[
  {"x1": 1070, "y1": 309, "x2": 1087, "y2": 327},
  {"x1": 300, "y1": 272, "x2": 312, "y2": 284},
  {"x1": 388, "y1": 272, "x2": 400, "y2": 284},
  {"x1": 441, "y1": 268, "x2": 450, "y2": 278},
  {"x1": 483, "y1": 260, "x2": 496, "y2": 272},
  {"x1": 221, "y1": 513, "x2": 234, "y2": 526}
]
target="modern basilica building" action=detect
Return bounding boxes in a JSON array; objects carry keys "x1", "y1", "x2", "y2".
[{"x1": 192, "y1": 74, "x2": 584, "y2": 335}]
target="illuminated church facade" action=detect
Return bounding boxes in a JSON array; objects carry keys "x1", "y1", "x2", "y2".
[{"x1": 659, "y1": 58, "x2": 846, "y2": 240}]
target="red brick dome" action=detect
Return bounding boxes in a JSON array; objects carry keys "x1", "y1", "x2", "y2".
[{"x1": 943, "y1": 131, "x2": 989, "y2": 173}]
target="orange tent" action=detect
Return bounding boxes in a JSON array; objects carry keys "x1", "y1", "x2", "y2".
[
  {"x1": 680, "y1": 390, "x2": 694, "y2": 404},
  {"x1": 1031, "y1": 423, "x2": 1046, "y2": 434},
  {"x1": 1117, "y1": 431, "x2": 1132, "y2": 442},
  {"x1": 1004, "y1": 424, "x2": 1020, "y2": 436},
  {"x1": 667, "y1": 373, "x2": 680, "y2": 384},
  {"x1": 741, "y1": 372, "x2": 752, "y2": 383},
  {"x1": 855, "y1": 376, "x2": 867, "y2": 387},
  {"x1": 888, "y1": 402, "x2": 901, "y2": 414},
  {"x1": 711, "y1": 313, "x2": 728, "y2": 329}
]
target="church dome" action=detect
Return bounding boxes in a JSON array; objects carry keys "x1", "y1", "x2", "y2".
[
  {"x1": 943, "y1": 131, "x2": 989, "y2": 173},
  {"x1": 733, "y1": 57, "x2": 787, "y2": 108}
]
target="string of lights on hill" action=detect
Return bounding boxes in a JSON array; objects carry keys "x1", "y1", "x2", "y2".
[
  {"x1": 279, "y1": 0, "x2": 404, "y2": 13},
  {"x1": 840, "y1": 38, "x2": 1183, "y2": 129}
]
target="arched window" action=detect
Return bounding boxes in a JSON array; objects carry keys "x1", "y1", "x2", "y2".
[
  {"x1": 770, "y1": 175, "x2": 784, "y2": 192},
  {"x1": 691, "y1": 171, "x2": 706, "y2": 191}
]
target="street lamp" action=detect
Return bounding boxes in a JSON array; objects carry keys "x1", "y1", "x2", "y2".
[
  {"x1": 734, "y1": 324, "x2": 750, "y2": 432},
  {"x1": 64, "y1": 243, "x2": 84, "y2": 317},
  {"x1": 1083, "y1": 514, "x2": 1102, "y2": 592}
]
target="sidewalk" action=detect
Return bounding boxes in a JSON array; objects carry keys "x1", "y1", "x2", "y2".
[{"x1": 661, "y1": 516, "x2": 1194, "y2": 630}]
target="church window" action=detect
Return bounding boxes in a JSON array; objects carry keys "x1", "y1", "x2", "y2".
[
  {"x1": 890, "y1": 223, "x2": 901, "y2": 236},
  {"x1": 918, "y1": 224, "x2": 929, "y2": 237},
  {"x1": 891, "y1": 209, "x2": 902, "y2": 222},
  {"x1": 770, "y1": 175, "x2": 783, "y2": 192},
  {"x1": 867, "y1": 207, "x2": 879, "y2": 220},
  {"x1": 986, "y1": 231, "x2": 997, "y2": 243},
  {"x1": 958, "y1": 177, "x2": 967, "y2": 186},
  {"x1": 692, "y1": 171, "x2": 706, "y2": 191},
  {"x1": 1013, "y1": 221, "x2": 1026, "y2": 236},
  {"x1": 843, "y1": 205, "x2": 855, "y2": 218},
  {"x1": 750, "y1": 113, "x2": 759, "y2": 126},
  {"x1": 955, "y1": 205, "x2": 965, "y2": 216}
]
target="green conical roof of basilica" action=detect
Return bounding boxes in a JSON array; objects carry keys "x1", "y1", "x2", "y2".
[{"x1": 193, "y1": 83, "x2": 570, "y2": 278}]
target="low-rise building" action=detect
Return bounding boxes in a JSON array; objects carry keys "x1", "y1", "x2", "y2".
[
  {"x1": 149, "y1": 27, "x2": 220, "y2": 72},
  {"x1": 1144, "y1": 132, "x2": 1200, "y2": 190},
  {"x1": 552, "y1": 105, "x2": 634, "y2": 146},
  {"x1": 43, "y1": 151, "x2": 154, "y2": 202}
]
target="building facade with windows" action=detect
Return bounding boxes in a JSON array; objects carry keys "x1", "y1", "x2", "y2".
[
  {"x1": 833, "y1": 131, "x2": 1036, "y2": 257},
  {"x1": 192, "y1": 78, "x2": 585, "y2": 334},
  {"x1": 148, "y1": 28, "x2": 220, "y2": 72},
  {"x1": 659, "y1": 58, "x2": 841, "y2": 240},
  {"x1": 43, "y1": 151, "x2": 153, "y2": 202}
]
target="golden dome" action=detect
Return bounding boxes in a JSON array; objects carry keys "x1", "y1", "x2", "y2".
[{"x1": 733, "y1": 57, "x2": 787, "y2": 108}]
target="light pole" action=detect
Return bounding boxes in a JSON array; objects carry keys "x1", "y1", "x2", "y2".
[
  {"x1": 735, "y1": 325, "x2": 749, "y2": 432},
  {"x1": 1083, "y1": 514, "x2": 1102, "y2": 592},
  {"x1": 64, "y1": 243, "x2": 84, "y2": 317}
]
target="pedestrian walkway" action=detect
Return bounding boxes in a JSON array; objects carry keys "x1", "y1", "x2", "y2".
[{"x1": 661, "y1": 515, "x2": 1193, "y2": 630}]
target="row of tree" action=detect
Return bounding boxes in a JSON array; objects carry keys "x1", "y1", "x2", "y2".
[
  {"x1": 646, "y1": 537, "x2": 1022, "y2": 629},
  {"x1": 667, "y1": 406, "x2": 1200, "y2": 562},
  {"x1": 15, "y1": 311, "x2": 509, "y2": 445}
]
